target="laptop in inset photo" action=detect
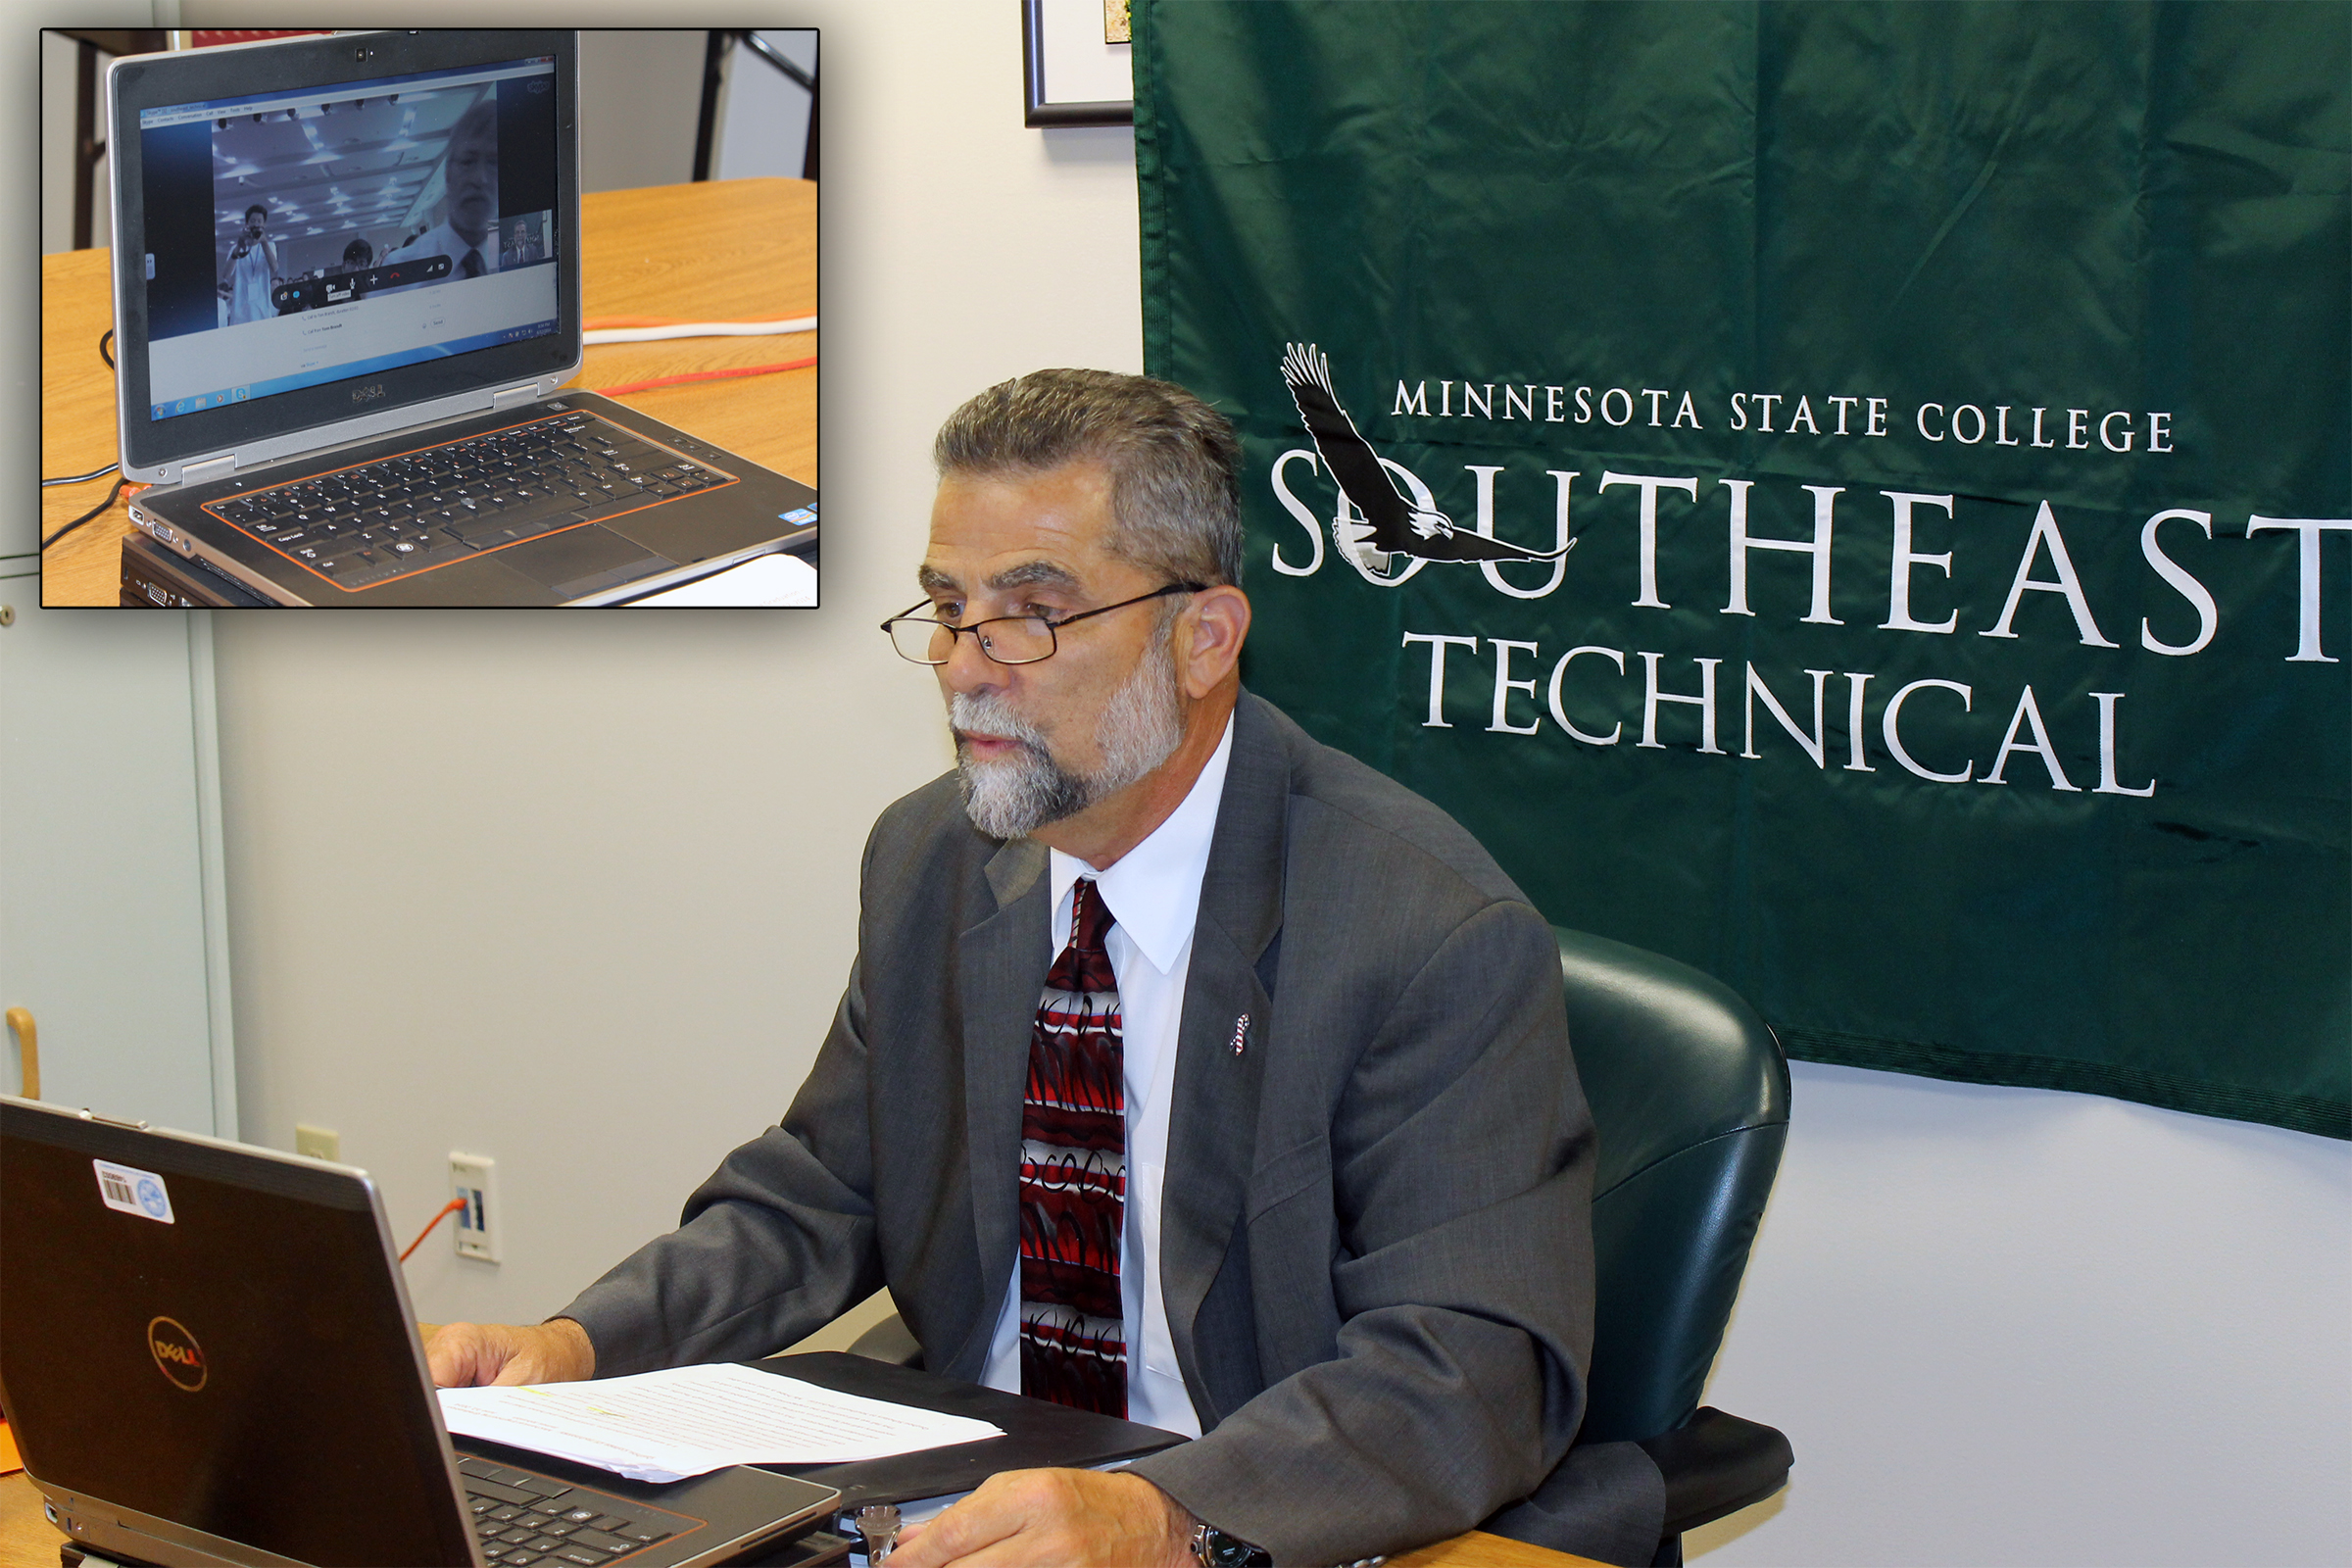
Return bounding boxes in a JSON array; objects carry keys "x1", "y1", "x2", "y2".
[
  {"x1": 0, "y1": 1096, "x2": 843, "y2": 1567},
  {"x1": 101, "y1": 30, "x2": 817, "y2": 606}
]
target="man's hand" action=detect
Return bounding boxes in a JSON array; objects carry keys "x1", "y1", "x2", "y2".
[
  {"x1": 420, "y1": 1317, "x2": 596, "y2": 1389},
  {"x1": 888, "y1": 1468, "x2": 1195, "y2": 1568}
]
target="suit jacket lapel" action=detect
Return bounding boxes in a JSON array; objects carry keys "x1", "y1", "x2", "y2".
[
  {"x1": 944, "y1": 835, "x2": 1052, "y2": 1380},
  {"x1": 1161, "y1": 696, "x2": 1288, "y2": 1404}
]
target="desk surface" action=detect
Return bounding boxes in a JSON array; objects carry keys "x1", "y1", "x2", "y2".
[
  {"x1": 0, "y1": 1474, "x2": 49, "y2": 1568},
  {"x1": 37, "y1": 177, "x2": 816, "y2": 607},
  {"x1": 0, "y1": 1471, "x2": 1596, "y2": 1568}
]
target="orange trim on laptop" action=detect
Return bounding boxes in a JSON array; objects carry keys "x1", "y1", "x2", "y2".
[{"x1": 196, "y1": 411, "x2": 743, "y2": 594}]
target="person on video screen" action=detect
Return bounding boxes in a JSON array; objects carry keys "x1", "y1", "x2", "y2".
[
  {"x1": 500, "y1": 217, "x2": 542, "y2": 268},
  {"x1": 384, "y1": 97, "x2": 501, "y2": 283},
  {"x1": 222, "y1": 204, "x2": 281, "y2": 325},
  {"x1": 337, "y1": 237, "x2": 373, "y2": 275}
]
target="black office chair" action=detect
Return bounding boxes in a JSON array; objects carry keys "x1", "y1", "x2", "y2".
[
  {"x1": 849, "y1": 925, "x2": 1793, "y2": 1564},
  {"x1": 1545, "y1": 924, "x2": 1793, "y2": 1565}
]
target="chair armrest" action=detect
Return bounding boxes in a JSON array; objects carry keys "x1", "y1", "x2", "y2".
[
  {"x1": 1635, "y1": 1406, "x2": 1792, "y2": 1535},
  {"x1": 846, "y1": 1311, "x2": 923, "y2": 1368}
]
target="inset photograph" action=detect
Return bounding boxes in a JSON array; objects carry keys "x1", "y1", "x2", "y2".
[{"x1": 40, "y1": 28, "x2": 816, "y2": 606}]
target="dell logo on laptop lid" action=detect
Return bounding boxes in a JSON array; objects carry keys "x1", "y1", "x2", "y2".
[{"x1": 148, "y1": 1316, "x2": 208, "y2": 1392}]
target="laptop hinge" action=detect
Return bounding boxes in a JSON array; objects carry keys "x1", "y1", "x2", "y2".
[
  {"x1": 177, "y1": 454, "x2": 238, "y2": 487},
  {"x1": 491, "y1": 382, "x2": 543, "y2": 412}
]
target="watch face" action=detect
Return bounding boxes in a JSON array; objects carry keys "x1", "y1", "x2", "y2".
[{"x1": 1201, "y1": 1527, "x2": 1270, "y2": 1568}]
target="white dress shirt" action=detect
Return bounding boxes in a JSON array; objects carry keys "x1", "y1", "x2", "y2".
[{"x1": 979, "y1": 715, "x2": 1236, "y2": 1437}]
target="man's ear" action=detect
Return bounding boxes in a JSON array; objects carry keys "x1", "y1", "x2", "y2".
[{"x1": 1178, "y1": 585, "x2": 1251, "y2": 699}]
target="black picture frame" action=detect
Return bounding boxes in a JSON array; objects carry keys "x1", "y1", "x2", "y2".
[{"x1": 1022, "y1": 0, "x2": 1132, "y2": 127}]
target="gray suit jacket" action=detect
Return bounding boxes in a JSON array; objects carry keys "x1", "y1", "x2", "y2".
[{"x1": 563, "y1": 694, "x2": 1627, "y2": 1564}]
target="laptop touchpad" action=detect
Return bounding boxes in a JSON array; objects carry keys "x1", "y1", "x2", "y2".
[{"x1": 499, "y1": 525, "x2": 676, "y2": 601}]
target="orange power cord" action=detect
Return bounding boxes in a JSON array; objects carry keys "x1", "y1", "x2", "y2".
[{"x1": 401, "y1": 1197, "x2": 468, "y2": 1263}]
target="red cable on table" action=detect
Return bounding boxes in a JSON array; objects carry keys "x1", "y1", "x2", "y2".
[{"x1": 590, "y1": 356, "x2": 815, "y2": 398}]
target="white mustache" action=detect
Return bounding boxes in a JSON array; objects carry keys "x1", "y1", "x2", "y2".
[{"x1": 948, "y1": 691, "x2": 1050, "y2": 754}]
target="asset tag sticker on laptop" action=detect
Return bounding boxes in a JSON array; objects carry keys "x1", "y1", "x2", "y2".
[{"x1": 95, "y1": 1158, "x2": 176, "y2": 1224}]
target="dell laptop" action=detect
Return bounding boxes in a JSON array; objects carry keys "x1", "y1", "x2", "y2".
[
  {"x1": 0, "y1": 1096, "x2": 842, "y2": 1567},
  {"x1": 103, "y1": 30, "x2": 818, "y2": 606}
]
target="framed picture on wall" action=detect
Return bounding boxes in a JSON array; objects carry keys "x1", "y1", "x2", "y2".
[{"x1": 1022, "y1": 0, "x2": 1133, "y2": 126}]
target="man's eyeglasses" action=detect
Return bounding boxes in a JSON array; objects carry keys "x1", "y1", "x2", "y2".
[{"x1": 880, "y1": 582, "x2": 1206, "y2": 666}]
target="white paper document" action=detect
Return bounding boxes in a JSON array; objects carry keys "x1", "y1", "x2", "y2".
[
  {"x1": 624, "y1": 551, "x2": 817, "y2": 607},
  {"x1": 437, "y1": 1362, "x2": 1003, "y2": 1484}
]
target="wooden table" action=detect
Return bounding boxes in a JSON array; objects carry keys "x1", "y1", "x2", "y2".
[
  {"x1": 0, "y1": 1473, "x2": 50, "y2": 1568},
  {"x1": 0, "y1": 1471, "x2": 1596, "y2": 1567},
  {"x1": 1392, "y1": 1528, "x2": 1604, "y2": 1567},
  {"x1": 37, "y1": 177, "x2": 816, "y2": 606}
]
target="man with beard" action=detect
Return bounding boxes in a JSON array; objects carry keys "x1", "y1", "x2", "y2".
[
  {"x1": 426, "y1": 372, "x2": 1628, "y2": 1567},
  {"x1": 384, "y1": 98, "x2": 501, "y2": 285}
]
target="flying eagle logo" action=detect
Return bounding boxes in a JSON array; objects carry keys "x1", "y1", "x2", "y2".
[{"x1": 1281, "y1": 342, "x2": 1576, "y2": 577}]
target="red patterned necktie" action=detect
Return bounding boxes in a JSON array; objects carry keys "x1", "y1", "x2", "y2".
[{"x1": 1018, "y1": 877, "x2": 1126, "y2": 1415}]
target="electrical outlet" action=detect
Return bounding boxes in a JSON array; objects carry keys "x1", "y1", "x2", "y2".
[
  {"x1": 294, "y1": 1124, "x2": 340, "y2": 1162},
  {"x1": 449, "y1": 1152, "x2": 499, "y2": 1262}
]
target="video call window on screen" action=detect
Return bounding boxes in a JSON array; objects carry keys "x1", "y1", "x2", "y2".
[{"x1": 136, "y1": 55, "x2": 561, "y2": 421}]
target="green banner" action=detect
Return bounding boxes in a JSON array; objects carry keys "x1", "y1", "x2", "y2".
[{"x1": 1137, "y1": 0, "x2": 2350, "y2": 1137}]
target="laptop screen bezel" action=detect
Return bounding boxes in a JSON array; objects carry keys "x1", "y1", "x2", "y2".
[{"x1": 107, "y1": 29, "x2": 582, "y2": 483}]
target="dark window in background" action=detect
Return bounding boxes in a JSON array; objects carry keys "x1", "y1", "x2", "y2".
[
  {"x1": 496, "y1": 74, "x2": 557, "y2": 224},
  {"x1": 140, "y1": 121, "x2": 220, "y2": 341}
]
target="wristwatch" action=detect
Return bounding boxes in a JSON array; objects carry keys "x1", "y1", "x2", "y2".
[{"x1": 1190, "y1": 1521, "x2": 1273, "y2": 1567}]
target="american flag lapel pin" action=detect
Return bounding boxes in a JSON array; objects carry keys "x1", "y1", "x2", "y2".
[{"x1": 1230, "y1": 1012, "x2": 1250, "y2": 1055}]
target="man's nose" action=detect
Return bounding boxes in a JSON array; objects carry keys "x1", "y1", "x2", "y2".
[{"x1": 937, "y1": 627, "x2": 1009, "y2": 696}]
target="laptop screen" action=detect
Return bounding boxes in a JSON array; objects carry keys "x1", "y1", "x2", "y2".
[
  {"x1": 135, "y1": 53, "x2": 562, "y2": 425},
  {"x1": 107, "y1": 30, "x2": 582, "y2": 483}
]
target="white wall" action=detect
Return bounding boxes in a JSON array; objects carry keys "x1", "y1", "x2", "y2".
[
  {"x1": 18, "y1": 5, "x2": 2349, "y2": 1563},
  {"x1": 577, "y1": 29, "x2": 706, "y2": 193},
  {"x1": 1689, "y1": 1064, "x2": 2350, "y2": 1567},
  {"x1": 39, "y1": 29, "x2": 112, "y2": 256}
]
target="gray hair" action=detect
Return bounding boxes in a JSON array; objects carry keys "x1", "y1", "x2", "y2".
[
  {"x1": 449, "y1": 97, "x2": 499, "y2": 152},
  {"x1": 933, "y1": 368, "x2": 1244, "y2": 587}
]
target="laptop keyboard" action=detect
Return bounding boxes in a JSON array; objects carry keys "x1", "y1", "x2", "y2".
[
  {"x1": 200, "y1": 411, "x2": 736, "y2": 593},
  {"x1": 460, "y1": 1455, "x2": 697, "y2": 1566}
]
